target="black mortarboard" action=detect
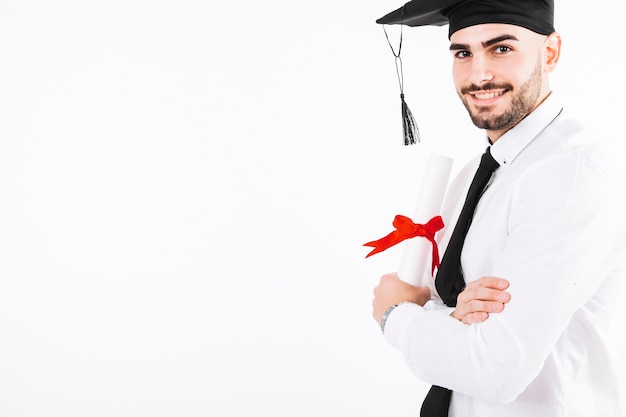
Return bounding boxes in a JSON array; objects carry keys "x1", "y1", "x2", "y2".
[
  {"x1": 378, "y1": 0, "x2": 554, "y2": 37},
  {"x1": 376, "y1": 0, "x2": 555, "y2": 145}
]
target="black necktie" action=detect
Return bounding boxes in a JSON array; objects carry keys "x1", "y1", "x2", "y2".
[{"x1": 420, "y1": 147, "x2": 500, "y2": 417}]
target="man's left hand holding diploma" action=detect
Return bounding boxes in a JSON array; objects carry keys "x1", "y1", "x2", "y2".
[{"x1": 372, "y1": 273, "x2": 430, "y2": 329}]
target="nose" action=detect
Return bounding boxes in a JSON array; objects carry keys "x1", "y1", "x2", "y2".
[{"x1": 468, "y1": 54, "x2": 494, "y2": 86}]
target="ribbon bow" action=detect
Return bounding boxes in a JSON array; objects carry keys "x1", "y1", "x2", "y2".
[{"x1": 363, "y1": 215, "x2": 444, "y2": 275}]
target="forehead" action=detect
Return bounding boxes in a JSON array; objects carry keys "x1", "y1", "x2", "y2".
[{"x1": 450, "y1": 23, "x2": 533, "y2": 45}]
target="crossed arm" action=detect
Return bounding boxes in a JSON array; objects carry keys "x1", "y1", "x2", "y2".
[{"x1": 372, "y1": 273, "x2": 511, "y2": 326}]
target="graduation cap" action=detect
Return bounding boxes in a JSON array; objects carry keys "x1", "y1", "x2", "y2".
[{"x1": 377, "y1": 0, "x2": 555, "y2": 145}]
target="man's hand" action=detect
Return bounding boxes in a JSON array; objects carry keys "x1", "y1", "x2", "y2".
[
  {"x1": 451, "y1": 276, "x2": 511, "y2": 324},
  {"x1": 372, "y1": 273, "x2": 431, "y2": 326}
]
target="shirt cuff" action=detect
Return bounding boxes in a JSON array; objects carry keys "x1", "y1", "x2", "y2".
[
  {"x1": 383, "y1": 302, "x2": 421, "y2": 350},
  {"x1": 383, "y1": 301, "x2": 455, "y2": 350}
]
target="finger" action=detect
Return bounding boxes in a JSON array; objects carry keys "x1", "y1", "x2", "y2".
[
  {"x1": 461, "y1": 312, "x2": 490, "y2": 324},
  {"x1": 454, "y1": 299, "x2": 505, "y2": 319},
  {"x1": 468, "y1": 299, "x2": 506, "y2": 313},
  {"x1": 471, "y1": 288, "x2": 505, "y2": 303},
  {"x1": 454, "y1": 300, "x2": 506, "y2": 323},
  {"x1": 485, "y1": 276, "x2": 510, "y2": 290},
  {"x1": 460, "y1": 287, "x2": 511, "y2": 304},
  {"x1": 467, "y1": 276, "x2": 510, "y2": 291}
]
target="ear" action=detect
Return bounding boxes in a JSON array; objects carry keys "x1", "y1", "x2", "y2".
[{"x1": 543, "y1": 32, "x2": 562, "y2": 72}]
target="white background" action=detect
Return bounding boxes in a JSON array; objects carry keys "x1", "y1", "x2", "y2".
[{"x1": 0, "y1": 1, "x2": 624, "y2": 416}]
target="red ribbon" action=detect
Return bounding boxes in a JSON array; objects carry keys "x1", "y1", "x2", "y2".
[{"x1": 363, "y1": 215, "x2": 444, "y2": 275}]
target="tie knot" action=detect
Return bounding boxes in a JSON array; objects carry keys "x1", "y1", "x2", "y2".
[{"x1": 479, "y1": 147, "x2": 500, "y2": 173}]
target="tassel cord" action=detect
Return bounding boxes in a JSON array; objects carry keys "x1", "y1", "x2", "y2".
[{"x1": 383, "y1": 26, "x2": 406, "y2": 96}]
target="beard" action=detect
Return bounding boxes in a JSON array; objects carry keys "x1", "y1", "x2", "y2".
[{"x1": 459, "y1": 58, "x2": 543, "y2": 132}]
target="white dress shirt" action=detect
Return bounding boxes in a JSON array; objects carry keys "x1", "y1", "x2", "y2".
[{"x1": 384, "y1": 93, "x2": 626, "y2": 417}]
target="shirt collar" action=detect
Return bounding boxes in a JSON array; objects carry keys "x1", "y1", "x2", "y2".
[{"x1": 488, "y1": 92, "x2": 564, "y2": 167}]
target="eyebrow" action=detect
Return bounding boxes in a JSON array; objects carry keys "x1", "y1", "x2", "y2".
[{"x1": 449, "y1": 34, "x2": 520, "y2": 51}]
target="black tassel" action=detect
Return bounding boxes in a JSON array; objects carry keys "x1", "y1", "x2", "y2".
[{"x1": 400, "y1": 93, "x2": 419, "y2": 145}]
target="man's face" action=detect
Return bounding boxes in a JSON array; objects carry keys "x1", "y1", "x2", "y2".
[{"x1": 450, "y1": 24, "x2": 548, "y2": 139}]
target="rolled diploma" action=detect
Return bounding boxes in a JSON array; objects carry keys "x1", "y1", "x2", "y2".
[{"x1": 398, "y1": 153, "x2": 453, "y2": 286}]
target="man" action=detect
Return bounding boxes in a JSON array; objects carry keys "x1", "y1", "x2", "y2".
[{"x1": 371, "y1": 1, "x2": 626, "y2": 416}]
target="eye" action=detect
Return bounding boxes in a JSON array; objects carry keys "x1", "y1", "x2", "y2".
[
  {"x1": 493, "y1": 45, "x2": 512, "y2": 54},
  {"x1": 453, "y1": 50, "x2": 472, "y2": 59}
]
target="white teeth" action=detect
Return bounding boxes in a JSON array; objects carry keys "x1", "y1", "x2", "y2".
[{"x1": 474, "y1": 91, "x2": 504, "y2": 99}]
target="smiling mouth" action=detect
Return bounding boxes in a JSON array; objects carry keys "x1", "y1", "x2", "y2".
[{"x1": 470, "y1": 90, "x2": 507, "y2": 100}]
